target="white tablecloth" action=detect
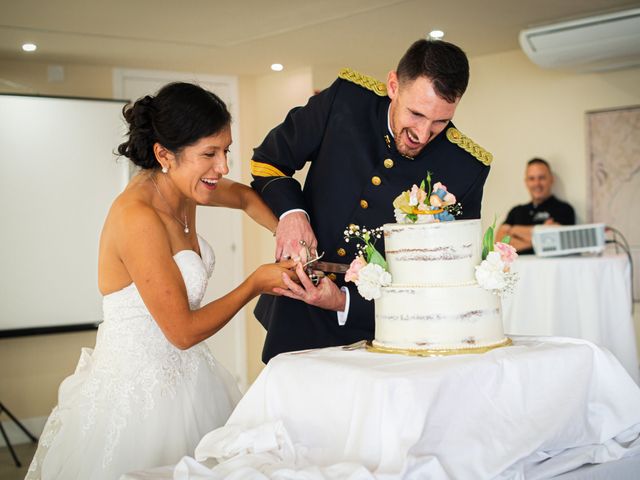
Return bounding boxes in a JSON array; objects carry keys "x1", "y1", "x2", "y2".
[
  {"x1": 152, "y1": 337, "x2": 640, "y2": 480},
  {"x1": 502, "y1": 253, "x2": 639, "y2": 383}
]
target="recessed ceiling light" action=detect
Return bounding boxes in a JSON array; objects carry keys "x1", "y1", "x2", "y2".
[
  {"x1": 429, "y1": 30, "x2": 445, "y2": 40},
  {"x1": 270, "y1": 63, "x2": 284, "y2": 72},
  {"x1": 22, "y1": 43, "x2": 37, "y2": 52}
]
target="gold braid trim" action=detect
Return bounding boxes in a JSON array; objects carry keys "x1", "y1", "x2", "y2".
[
  {"x1": 250, "y1": 160, "x2": 286, "y2": 178},
  {"x1": 446, "y1": 128, "x2": 493, "y2": 166},
  {"x1": 338, "y1": 68, "x2": 387, "y2": 96}
]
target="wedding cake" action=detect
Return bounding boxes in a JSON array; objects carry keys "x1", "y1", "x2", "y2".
[
  {"x1": 372, "y1": 219, "x2": 510, "y2": 353},
  {"x1": 344, "y1": 176, "x2": 515, "y2": 355}
]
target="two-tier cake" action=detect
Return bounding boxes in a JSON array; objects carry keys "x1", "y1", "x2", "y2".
[
  {"x1": 372, "y1": 219, "x2": 511, "y2": 354},
  {"x1": 344, "y1": 177, "x2": 514, "y2": 355}
]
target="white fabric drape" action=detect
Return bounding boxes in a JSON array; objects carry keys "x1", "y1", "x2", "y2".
[{"x1": 161, "y1": 337, "x2": 640, "y2": 479}]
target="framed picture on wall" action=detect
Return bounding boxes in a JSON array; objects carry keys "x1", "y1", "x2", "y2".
[{"x1": 587, "y1": 105, "x2": 640, "y2": 301}]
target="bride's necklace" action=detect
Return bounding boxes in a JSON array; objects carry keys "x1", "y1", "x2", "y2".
[{"x1": 149, "y1": 175, "x2": 190, "y2": 234}]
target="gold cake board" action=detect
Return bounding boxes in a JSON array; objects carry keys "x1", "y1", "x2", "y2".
[{"x1": 366, "y1": 337, "x2": 513, "y2": 357}]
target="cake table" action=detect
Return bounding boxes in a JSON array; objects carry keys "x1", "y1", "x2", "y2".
[{"x1": 124, "y1": 336, "x2": 640, "y2": 479}]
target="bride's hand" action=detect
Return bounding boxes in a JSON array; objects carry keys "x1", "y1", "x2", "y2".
[
  {"x1": 273, "y1": 262, "x2": 346, "y2": 311},
  {"x1": 250, "y1": 259, "x2": 299, "y2": 295}
]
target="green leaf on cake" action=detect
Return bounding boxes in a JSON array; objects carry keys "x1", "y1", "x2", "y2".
[
  {"x1": 482, "y1": 226, "x2": 494, "y2": 260},
  {"x1": 368, "y1": 249, "x2": 388, "y2": 271}
]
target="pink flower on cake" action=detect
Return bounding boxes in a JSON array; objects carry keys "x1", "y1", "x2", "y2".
[
  {"x1": 345, "y1": 256, "x2": 367, "y2": 283},
  {"x1": 494, "y1": 242, "x2": 517, "y2": 266}
]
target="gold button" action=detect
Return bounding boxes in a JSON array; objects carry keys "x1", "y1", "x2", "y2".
[
  {"x1": 337, "y1": 248, "x2": 346, "y2": 257},
  {"x1": 360, "y1": 199, "x2": 368, "y2": 209},
  {"x1": 328, "y1": 273, "x2": 337, "y2": 281},
  {"x1": 384, "y1": 158, "x2": 394, "y2": 169},
  {"x1": 371, "y1": 176, "x2": 381, "y2": 186}
]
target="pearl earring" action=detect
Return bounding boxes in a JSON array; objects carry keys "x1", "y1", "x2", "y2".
[{"x1": 161, "y1": 166, "x2": 168, "y2": 174}]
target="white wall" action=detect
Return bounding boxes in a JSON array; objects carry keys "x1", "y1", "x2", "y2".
[{"x1": 454, "y1": 49, "x2": 640, "y2": 228}]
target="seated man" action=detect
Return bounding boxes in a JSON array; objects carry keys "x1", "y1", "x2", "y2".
[{"x1": 496, "y1": 158, "x2": 575, "y2": 254}]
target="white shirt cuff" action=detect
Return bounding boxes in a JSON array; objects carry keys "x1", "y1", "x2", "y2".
[
  {"x1": 279, "y1": 209, "x2": 309, "y2": 221},
  {"x1": 337, "y1": 286, "x2": 350, "y2": 326}
]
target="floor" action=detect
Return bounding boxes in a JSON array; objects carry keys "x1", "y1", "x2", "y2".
[{"x1": 0, "y1": 442, "x2": 37, "y2": 480}]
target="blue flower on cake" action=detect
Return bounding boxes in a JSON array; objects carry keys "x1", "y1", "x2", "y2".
[
  {"x1": 343, "y1": 225, "x2": 391, "y2": 300},
  {"x1": 392, "y1": 172, "x2": 462, "y2": 224},
  {"x1": 475, "y1": 221, "x2": 519, "y2": 296}
]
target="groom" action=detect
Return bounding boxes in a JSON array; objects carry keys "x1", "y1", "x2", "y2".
[{"x1": 251, "y1": 39, "x2": 492, "y2": 362}]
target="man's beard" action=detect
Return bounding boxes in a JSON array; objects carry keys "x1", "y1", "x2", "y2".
[{"x1": 394, "y1": 127, "x2": 426, "y2": 158}]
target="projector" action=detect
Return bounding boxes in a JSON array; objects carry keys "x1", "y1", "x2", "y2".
[{"x1": 531, "y1": 223, "x2": 606, "y2": 257}]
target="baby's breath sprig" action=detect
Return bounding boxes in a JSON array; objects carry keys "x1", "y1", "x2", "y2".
[
  {"x1": 343, "y1": 225, "x2": 387, "y2": 270},
  {"x1": 445, "y1": 203, "x2": 463, "y2": 217}
]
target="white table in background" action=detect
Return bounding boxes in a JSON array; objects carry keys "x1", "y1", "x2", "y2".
[{"x1": 502, "y1": 252, "x2": 639, "y2": 383}]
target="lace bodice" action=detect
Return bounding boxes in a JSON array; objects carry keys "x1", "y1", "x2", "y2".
[{"x1": 99, "y1": 235, "x2": 215, "y2": 351}]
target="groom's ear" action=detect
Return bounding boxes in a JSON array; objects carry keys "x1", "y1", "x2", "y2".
[
  {"x1": 387, "y1": 71, "x2": 399, "y2": 100},
  {"x1": 153, "y1": 142, "x2": 175, "y2": 169}
]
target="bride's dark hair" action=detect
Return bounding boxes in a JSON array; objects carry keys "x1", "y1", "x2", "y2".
[{"x1": 117, "y1": 82, "x2": 231, "y2": 169}]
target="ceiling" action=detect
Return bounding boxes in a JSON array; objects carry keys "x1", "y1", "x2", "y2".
[{"x1": 1, "y1": 0, "x2": 639, "y2": 76}]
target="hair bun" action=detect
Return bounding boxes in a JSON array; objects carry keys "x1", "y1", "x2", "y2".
[
  {"x1": 117, "y1": 95, "x2": 158, "y2": 169},
  {"x1": 117, "y1": 83, "x2": 231, "y2": 170}
]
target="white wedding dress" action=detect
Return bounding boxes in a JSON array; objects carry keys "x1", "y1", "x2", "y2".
[{"x1": 26, "y1": 236, "x2": 241, "y2": 480}]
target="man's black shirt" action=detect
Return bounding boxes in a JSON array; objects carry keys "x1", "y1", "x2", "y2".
[{"x1": 504, "y1": 195, "x2": 575, "y2": 254}]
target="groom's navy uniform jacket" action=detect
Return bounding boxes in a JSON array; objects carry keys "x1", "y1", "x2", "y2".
[{"x1": 251, "y1": 69, "x2": 493, "y2": 363}]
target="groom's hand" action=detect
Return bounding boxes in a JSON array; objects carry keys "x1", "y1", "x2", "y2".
[{"x1": 275, "y1": 212, "x2": 317, "y2": 262}]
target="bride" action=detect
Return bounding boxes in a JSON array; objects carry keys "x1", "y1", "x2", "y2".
[{"x1": 26, "y1": 82, "x2": 297, "y2": 480}]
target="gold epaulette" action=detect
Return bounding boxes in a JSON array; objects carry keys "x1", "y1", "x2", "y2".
[
  {"x1": 446, "y1": 128, "x2": 493, "y2": 166},
  {"x1": 338, "y1": 68, "x2": 387, "y2": 96}
]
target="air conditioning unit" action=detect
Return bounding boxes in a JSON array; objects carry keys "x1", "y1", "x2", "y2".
[
  {"x1": 532, "y1": 223, "x2": 606, "y2": 257},
  {"x1": 519, "y1": 8, "x2": 640, "y2": 72}
]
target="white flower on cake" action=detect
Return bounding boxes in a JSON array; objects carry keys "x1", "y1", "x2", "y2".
[
  {"x1": 354, "y1": 263, "x2": 392, "y2": 301},
  {"x1": 475, "y1": 251, "x2": 508, "y2": 290},
  {"x1": 475, "y1": 221, "x2": 519, "y2": 296},
  {"x1": 343, "y1": 225, "x2": 389, "y2": 300},
  {"x1": 392, "y1": 172, "x2": 462, "y2": 224}
]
